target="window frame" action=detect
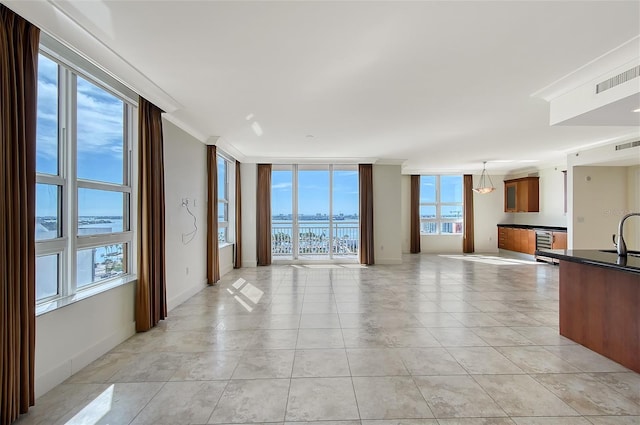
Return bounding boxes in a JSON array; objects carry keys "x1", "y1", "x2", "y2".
[
  {"x1": 35, "y1": 47, "x2": 136, "y2": 305},
  {"x1": 216, "y1": 153, "x2": 234, "y2": 245},
  {"x1": 419, "y1": 175, "x2": 464, "y2": 236}
]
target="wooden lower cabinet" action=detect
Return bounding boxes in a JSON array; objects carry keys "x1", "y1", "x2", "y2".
[
  {"x1": 498, "y1": 226, "x2": 561, "y2": 255},
  {"x1": 552, "y1": 231, "x2": 567, "y2": 249},
  {"x1": 560, "y1": 260, "x2": 639, "y2": 373},
  {"x1": 527, "y1": 230, "x2": 536, "y2": 255},
  {"x1": 498, "y1": 227, "x2": 507, "y2": 249}
]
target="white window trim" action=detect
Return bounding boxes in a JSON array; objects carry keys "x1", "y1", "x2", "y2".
[
  {"x1": 35, "y1": 48, "x2": 137, "y2": 308},
  {"x1": 217, "y1": 154, "x2": 235, "y2": 245}
]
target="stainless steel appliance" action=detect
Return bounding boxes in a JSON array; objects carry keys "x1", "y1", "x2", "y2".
[{"x1": 535, "y1": 230, "x2": 557, "y2": 264}]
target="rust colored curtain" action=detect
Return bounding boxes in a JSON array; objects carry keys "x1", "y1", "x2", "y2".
[
  {"x1": 410, "y1": 175, "x2": 421, "y2": 254},
  {"x1": 463, "y1": 174, "x2": 475, "y2": 253},
  {"x1": 234, "y1": 161, "x2": 242, "y2": 269},
  {"x1": 207, "y1": 146, "x2": 220, "y2": 284},
  {"x1": 256, "y1": 164, "x2": 272, "y2": 266},
  {"x1": 359, "y1": 164, "x2": 374, "y2": 265},
  {"x1": 0, "y1": 6, "x2": 38, "y2": 423},
  {"x1": 136, "y1": 97, "x2": 167, "y2": 332}
]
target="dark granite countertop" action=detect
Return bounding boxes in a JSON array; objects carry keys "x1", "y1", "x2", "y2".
[
  {"x1": 535, "y1": 249, "x2": 640, "y2": 275},
  {"x1": 497, "y1": 224, "x2": 567, "y2": 232}
]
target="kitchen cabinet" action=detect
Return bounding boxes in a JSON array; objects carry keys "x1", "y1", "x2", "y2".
[
  {"x1": 504, "y1": 177, "x2": 539, "y2": 212},
  {"x1": 498, "y1": 227, "x2": 507, "y2": 249},
  {"x1": 497, "y1": 225, "x2": 564, "y2": 255},
  {"x1": 497, "y1": 226, "x2": 535, "y2": 254},
  {"x1": 552, "y1": 231, "x2": 567, "y2": 249}
]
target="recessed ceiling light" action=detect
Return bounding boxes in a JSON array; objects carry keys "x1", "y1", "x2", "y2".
[
  {"x1": 633, "y1": 108, "x2": 640, "y2": 113},
  {"x1": 245, "y1": 113, "x2": 254, "y2": 121}
]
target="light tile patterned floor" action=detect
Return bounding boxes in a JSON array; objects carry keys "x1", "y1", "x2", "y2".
[{"x1": 17, "y1": 254, "x2": 640, "y2": 425}]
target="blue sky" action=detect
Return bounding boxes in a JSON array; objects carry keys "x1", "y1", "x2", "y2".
[
  {"x1": 36, "y1": 54, "x2": 125, "y2": 217},
  {"x1": 272, "y1": 169, "x2": 359, "y2": 217}
]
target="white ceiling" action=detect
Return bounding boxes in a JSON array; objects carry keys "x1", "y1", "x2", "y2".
[{"x1": 10, "y1": 1, "x2": 640, "y2": 173}]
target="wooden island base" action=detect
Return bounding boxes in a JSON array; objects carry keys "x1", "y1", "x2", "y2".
[{"x1": 559, "y1": 260, "x2": 640, "y2": 373}]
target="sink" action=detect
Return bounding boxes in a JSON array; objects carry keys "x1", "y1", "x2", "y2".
[{"x1": 599, "y1": 249, "x2": 640, "y2": 258}]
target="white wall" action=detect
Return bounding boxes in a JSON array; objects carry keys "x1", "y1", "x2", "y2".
[
  {"x1": 504, "y1": 166, "x2": 567, "y2": 227},
  {"x1": 473, "y1": 173, "x2": 509, "y2": 253},
  {"x1": 35, "y1": 283, "x2": 135, "y2": 397},
  {"x1": 163, "y1": 119, "x2": 209, "y2": 310},
  {"x1": 572, "y1": 166, "x2": 628, "y2": 249},
  {"x1": 373, "y1": 164, "x2": 402, "y2": 264},
  {"x1": 241, "y1": 163, "x2": 258, "y2": 267},
  {"x1": 627, "y1": 165, "x2": 640, "y2": 251}
]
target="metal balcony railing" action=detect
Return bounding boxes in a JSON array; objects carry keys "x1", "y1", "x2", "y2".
[{"x1": 272, "y1": 221, "x2": 359, "y2": 257}]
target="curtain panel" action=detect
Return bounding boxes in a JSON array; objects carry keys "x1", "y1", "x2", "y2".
[
  {"x1": 410, "y1": 175, "x2": 421, "y2": 254},
  {"x1": 234, "y1": 161, "x2": 242, "y2": 269},
  {"x1": 207, "y1": 146, "x2": 220, "y2": 284},
  {"x1": 0, "y1": 6, "x2": 39, "y2": 423},
  {"x1": 358, "y1": 164, "x2": 375, "y2": 265},
  {"x1": 463, "y1": 174, "x2": 475, "y2": 253},
  {"x1": 256, "y1": 164, "x2": 272, "y2": 266},
  {"x1": 136, "y1": 97, "x2": 167, "y2": 332}
]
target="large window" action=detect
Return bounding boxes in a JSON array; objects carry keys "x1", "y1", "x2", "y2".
[
  {"x1": 271, "y1": 164, "x2": 359, "y2": 259},
  {"x1": 420, "y1": 175, "x2": 463, "y2": 235},
  {"x1": 35, "y1": 52, "x2": 134, "y2": 303},
  {"x1": 217, "y1": 155, "x2": 230, "y2": 244}
]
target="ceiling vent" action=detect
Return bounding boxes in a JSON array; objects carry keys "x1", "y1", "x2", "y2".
[
  {"x1": 615, "y1": 140, "x2": 640, "y2": 151},
  {"x1": 596, "y1": 65, "x2": 640, "y2": 94}
]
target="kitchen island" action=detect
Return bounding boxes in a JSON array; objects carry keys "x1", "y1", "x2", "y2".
[{"x1": 537, "y1": 249, "x2": 640, "y2": 372}]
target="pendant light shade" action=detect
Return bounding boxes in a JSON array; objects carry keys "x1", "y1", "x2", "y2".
[{"x1": 473, "y1": 161, "x2": 495, "y2": 194}]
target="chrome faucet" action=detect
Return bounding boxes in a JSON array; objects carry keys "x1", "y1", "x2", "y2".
[{"x1": 613, "y1": 212, "x2": 640, "y2": 256}]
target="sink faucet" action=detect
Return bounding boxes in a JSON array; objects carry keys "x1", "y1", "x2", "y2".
[{"x1": 613, "y1": 212, "x2": 640, "y2": 256}]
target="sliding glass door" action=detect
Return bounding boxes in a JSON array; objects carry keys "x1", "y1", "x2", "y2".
[{"x1": 272, "y1": 164, "x2": 358, "y2": 260}]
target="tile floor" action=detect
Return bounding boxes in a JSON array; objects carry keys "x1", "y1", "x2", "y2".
[{"x1": 17, "y1": 254, "x2": 640, "y2": 425}]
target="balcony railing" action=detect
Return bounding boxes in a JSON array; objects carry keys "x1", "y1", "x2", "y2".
[{"x1": 272, "y1": 221, "x2": 359, "y2": 257}]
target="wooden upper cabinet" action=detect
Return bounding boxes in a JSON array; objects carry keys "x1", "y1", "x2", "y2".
[{"x1": 504, "y1": 177, "x2": 539, "y2": 212}]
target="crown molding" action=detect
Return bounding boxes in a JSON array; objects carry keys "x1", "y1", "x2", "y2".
[{"x1": 3, "y1": 0, "x2": 182, "y2": 113}]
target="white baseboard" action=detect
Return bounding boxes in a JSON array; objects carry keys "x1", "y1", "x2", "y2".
[
  {"x1": 35, "y1": 320, "x2": 135, "y2": 399},
  {"x1": 167, "y1": 279, "x2": 208, "y2": 312}
]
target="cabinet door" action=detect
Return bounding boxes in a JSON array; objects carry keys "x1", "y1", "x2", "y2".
[
  {"x1": 505, "y1": 182, "x2": 517, "y2": 212},
  {"x1": 552, "y1": 232, "x2": 567, "y2": 249},
  {"x1": 519, "y1": 229, "x2": 528, "y2": 253},
  {"x1": 528, "y1": 230, "x2": 536, "y2": 255},
  {"x1": 505, "y1": 228, "x2": 515, "y2": 251},
  {"x1": 514, "y1": 229, "x2": 522, "y2": 252},
  {"x1": 516, "y1": 181, "x2": 529, "y2": 212},
  {"x1": 498, "y1": 228, "x2": 507, "y2": 249}
]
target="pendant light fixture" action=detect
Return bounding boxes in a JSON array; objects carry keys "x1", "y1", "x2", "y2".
[{"x1": 473, "y1": 161, "x2": 496, "y2": 194}]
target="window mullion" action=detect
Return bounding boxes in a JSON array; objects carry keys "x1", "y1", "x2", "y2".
[
  {"x1": 292, "y1": 164, "x2": 299, "y2": 259},
  {"x1": 65, "y1": 70, "x2": 78, "y2": 296}
]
